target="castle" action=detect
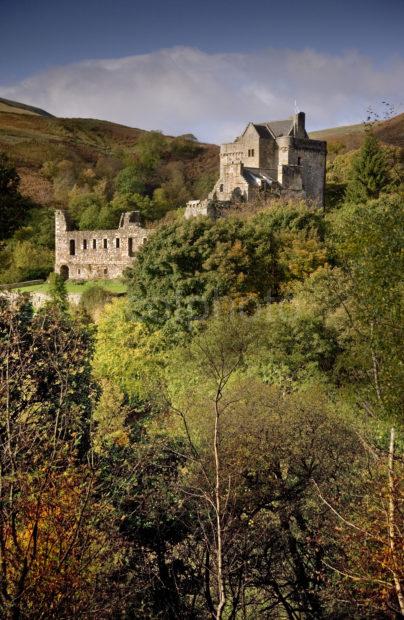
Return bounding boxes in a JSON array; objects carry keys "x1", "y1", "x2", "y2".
[
  {"x1": 185, "y1": 111, "x2": 326, "y2": 218},
  {"x1": 54, "y1": 210, "x2": 149, "y2": 280},
  {"x1": 54, "y1": 111, "x2": 326, "y2": 280}
]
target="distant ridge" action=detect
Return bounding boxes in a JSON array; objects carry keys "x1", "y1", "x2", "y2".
[{"x1": 0, "y1": 97, "x2": 54, "y2": 118}]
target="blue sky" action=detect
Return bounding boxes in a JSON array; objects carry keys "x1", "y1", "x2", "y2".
[{"x1": 1, "y1": 0, "x2": 403, "y2": 141}]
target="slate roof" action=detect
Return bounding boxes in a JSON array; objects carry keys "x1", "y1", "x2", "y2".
[
  {"x1": 252, "y1": 124, "x2": 273, "y2": 139},
  {"x1": 254, "y1": 119, "x2": 293, "y2": 138}
]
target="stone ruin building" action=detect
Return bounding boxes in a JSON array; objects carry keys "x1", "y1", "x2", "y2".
[
  {"x1": 185, "y1": 111, "x2": 326, "y2": 218},
  {"x1": 54, "y1": 112, "x2": 326, "y2": 279},
  {"x1": 55, "y1": 210, "x2": 149, "y2": 280}
]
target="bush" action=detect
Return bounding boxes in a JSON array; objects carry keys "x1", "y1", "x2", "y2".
[{"x1": 79, "y1": 285, "x2": 114, "y2": 321}]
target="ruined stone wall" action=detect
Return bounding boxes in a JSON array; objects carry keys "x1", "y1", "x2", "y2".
[{"x1": 54, "y1": 211, "x2": 149, "y2": 280}]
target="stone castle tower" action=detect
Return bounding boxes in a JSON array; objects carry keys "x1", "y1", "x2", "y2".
[
  {"x1": 54, "y1": 210, "x2": 149, "y2": 280},
  {"x1": 185, "y1": 112, "x2": 327, "y2": 218}
]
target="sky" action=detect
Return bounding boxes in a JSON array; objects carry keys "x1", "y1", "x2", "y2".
[{"x1": 1, "y1": 0, "x2": 403, "y2": 142}]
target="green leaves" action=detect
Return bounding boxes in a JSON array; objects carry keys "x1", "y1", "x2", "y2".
[{"x1": 345, "y1": 132, "x2": 391, "y2": 204}]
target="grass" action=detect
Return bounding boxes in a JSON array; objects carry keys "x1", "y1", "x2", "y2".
[{"x1": 16, "y1": 279, "x2": 127, "y2": 295}]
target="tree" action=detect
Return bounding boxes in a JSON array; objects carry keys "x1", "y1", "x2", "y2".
[
  {"x1": 0, "y1": 297, "x2": 122, "y2": 618},
  {"x1": 126, "y1": 216, "x2": 279, "y2": 340},
  {"x1": 165, "y1": 312, "x2": 368, "y2": 619},
  {"x1": 93, "y1": 298, "x2": 166, "y2": 405},
  {"x1": 330, "y1": 194, "x2": 404, "y2": 418},
  {"x1": 114, "y1": 165, "x2": 146, "y2": 196},
  {"x1": 0, "y1": 152, "x2": 27, "y2": 239},
  {"x1": 0, "y1": 239, "x2": 53, "y2": 284},
  {"x1": 134, "y1": 131, "x2": 167, "y2": 171},
  {"x1": 47, "y1": 271, "x2": 68, "y2": 312},
  {"x1": 345, "y1": 132, "x2": 391, "y2": 203}
]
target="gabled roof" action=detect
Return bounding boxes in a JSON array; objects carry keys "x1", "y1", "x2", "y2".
[
  {"x1": 251, "y1": 123, "x2": 273, "y2": 139},
  {"x1": 255, "y1": 119, "x2": 293, "y2": 138}
]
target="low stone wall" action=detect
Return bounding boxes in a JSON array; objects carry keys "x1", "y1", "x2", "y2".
[{"x1": 29, "y1": 292, "x2": 82, "y2": 309}]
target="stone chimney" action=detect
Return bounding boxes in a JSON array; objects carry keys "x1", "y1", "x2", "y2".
[{"x1": 293, "y1": 112, "x2": 306, "y2": 137}]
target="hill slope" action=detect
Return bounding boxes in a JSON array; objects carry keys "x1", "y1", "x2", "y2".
[
  {"x1": 0, "y1": 108, "x2": 219, "y2": 205},
  {"x1": 310, "y1": 113, "x2": 404, "y2": 150},
  {"x1": 0, "y1": 97, "x2": 54, "y2": 118},
  {"x1": 0, "y1": 99, "x2": 403, "y2": 206}
]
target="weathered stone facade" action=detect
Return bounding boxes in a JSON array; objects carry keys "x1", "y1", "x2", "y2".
[
  {"x1": 185, "y1": 112, "x2": 326, "y2": 219},
  {"x1": 55, "y1": 210, "x2": 149, "y2": 280}
]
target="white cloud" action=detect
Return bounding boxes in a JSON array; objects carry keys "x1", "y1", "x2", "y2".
[{"x1": 1, "y1": 47, "x2": 403, "y2": 143}]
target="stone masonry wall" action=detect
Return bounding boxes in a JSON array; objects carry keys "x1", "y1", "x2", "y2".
[
  {"x1": 55, "y1": 210, "x2": 149, "y2": 280},
  {"x1": 276, "y1": 136, "x2": 326, "y2": 204}
]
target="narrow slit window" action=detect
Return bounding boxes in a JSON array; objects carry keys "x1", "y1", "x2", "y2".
[
  {"x1": 128, "y1": 237, "x2": 134, "y2": 257},
  {"x1": 93, "y1": 239, "x2": 97, "y2": 249},
  {"x1": 298, "y1": 156, "x2": 302, "y2": 165},
  {"x1": 69, "y1": 239, "x2": 75, "y2": 256},
  {"x1": 103, "y1": 239, "x2": 108, "y2": 249},
  {"x1": 116, "y1": 237, "x2": 120, "y2": 249},
  {"x1": 83, "y1": 239, "x2": 87, "y2": 250}
]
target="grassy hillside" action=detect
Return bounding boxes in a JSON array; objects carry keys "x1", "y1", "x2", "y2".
[
  {"x1": 310, "y1": 113, "x2": 404, "y2": 151},
  {"x1": 0, "y1": 109, "x2": 219, "y2": 205},
  {"x1": 0, "y1": 97, "x2": 54, "y2": 117}
]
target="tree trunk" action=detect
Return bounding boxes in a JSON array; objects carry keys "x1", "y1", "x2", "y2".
[
  {"x1": 214, "y1": 399, "x2": 226, "y2": 620},
  {"x1": 387, "y1": 427, "x2": 404, "y2": 616}
]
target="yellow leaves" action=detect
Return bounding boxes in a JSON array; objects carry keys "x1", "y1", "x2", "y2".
[{"x1": 279, "y1": 230, "x2": 328, "y2": 287}]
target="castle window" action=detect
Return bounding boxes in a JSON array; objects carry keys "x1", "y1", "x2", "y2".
[
  {"x1": 115, "y1": 238, "x2": 120, "y2": 249},
  {"x1": 128, "y1": 237, "x2": 134, "y2": 257},
  {"x1": 219, "y1": 184, "x2": 224, "y2": 192},
  {"x1": 83, "y1": 239, "x2": 87, "y2": 250},
  {"x1": 104, "y1": 268, "x2": 108, "y2": 275},
  {"x1": 69, "y1": 239, "x2": 75, "y2": 256},
  {"x1": 298, "y1": 156, "x2": 301, "y2": 165},
  {"x1": 248, "y1": 149, "x2": 255, "y2": 157},
  {"x1": 103, "y1": 238, "x2": 108, "y2": 249},
  {"x1": 92, "y1": 239, "x2": 97, "y2": 249},
  {"x1": 77, "y1": 268, "x2": 81, "y2": 275}
]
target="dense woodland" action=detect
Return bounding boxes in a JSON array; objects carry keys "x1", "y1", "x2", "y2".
[{"x1": 0, "y1": 119, "x2": 403, "y2": 618}]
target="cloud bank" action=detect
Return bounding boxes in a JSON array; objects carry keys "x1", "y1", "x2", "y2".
[{"x1": 1, "y1": 47, "x2": 403, "y2": 143}]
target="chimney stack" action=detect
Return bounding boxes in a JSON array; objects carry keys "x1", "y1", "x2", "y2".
[{"x1": 294, "y1": 111, "x2": 306, "y2": 137}]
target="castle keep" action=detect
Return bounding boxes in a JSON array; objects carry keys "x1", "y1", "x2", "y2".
[
  {"x1": 185, "y1": 112, "x2": 326, "y2": 218},
  {"x1": 55, "y1": 210, "x2": 149, "y2": 280}
]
